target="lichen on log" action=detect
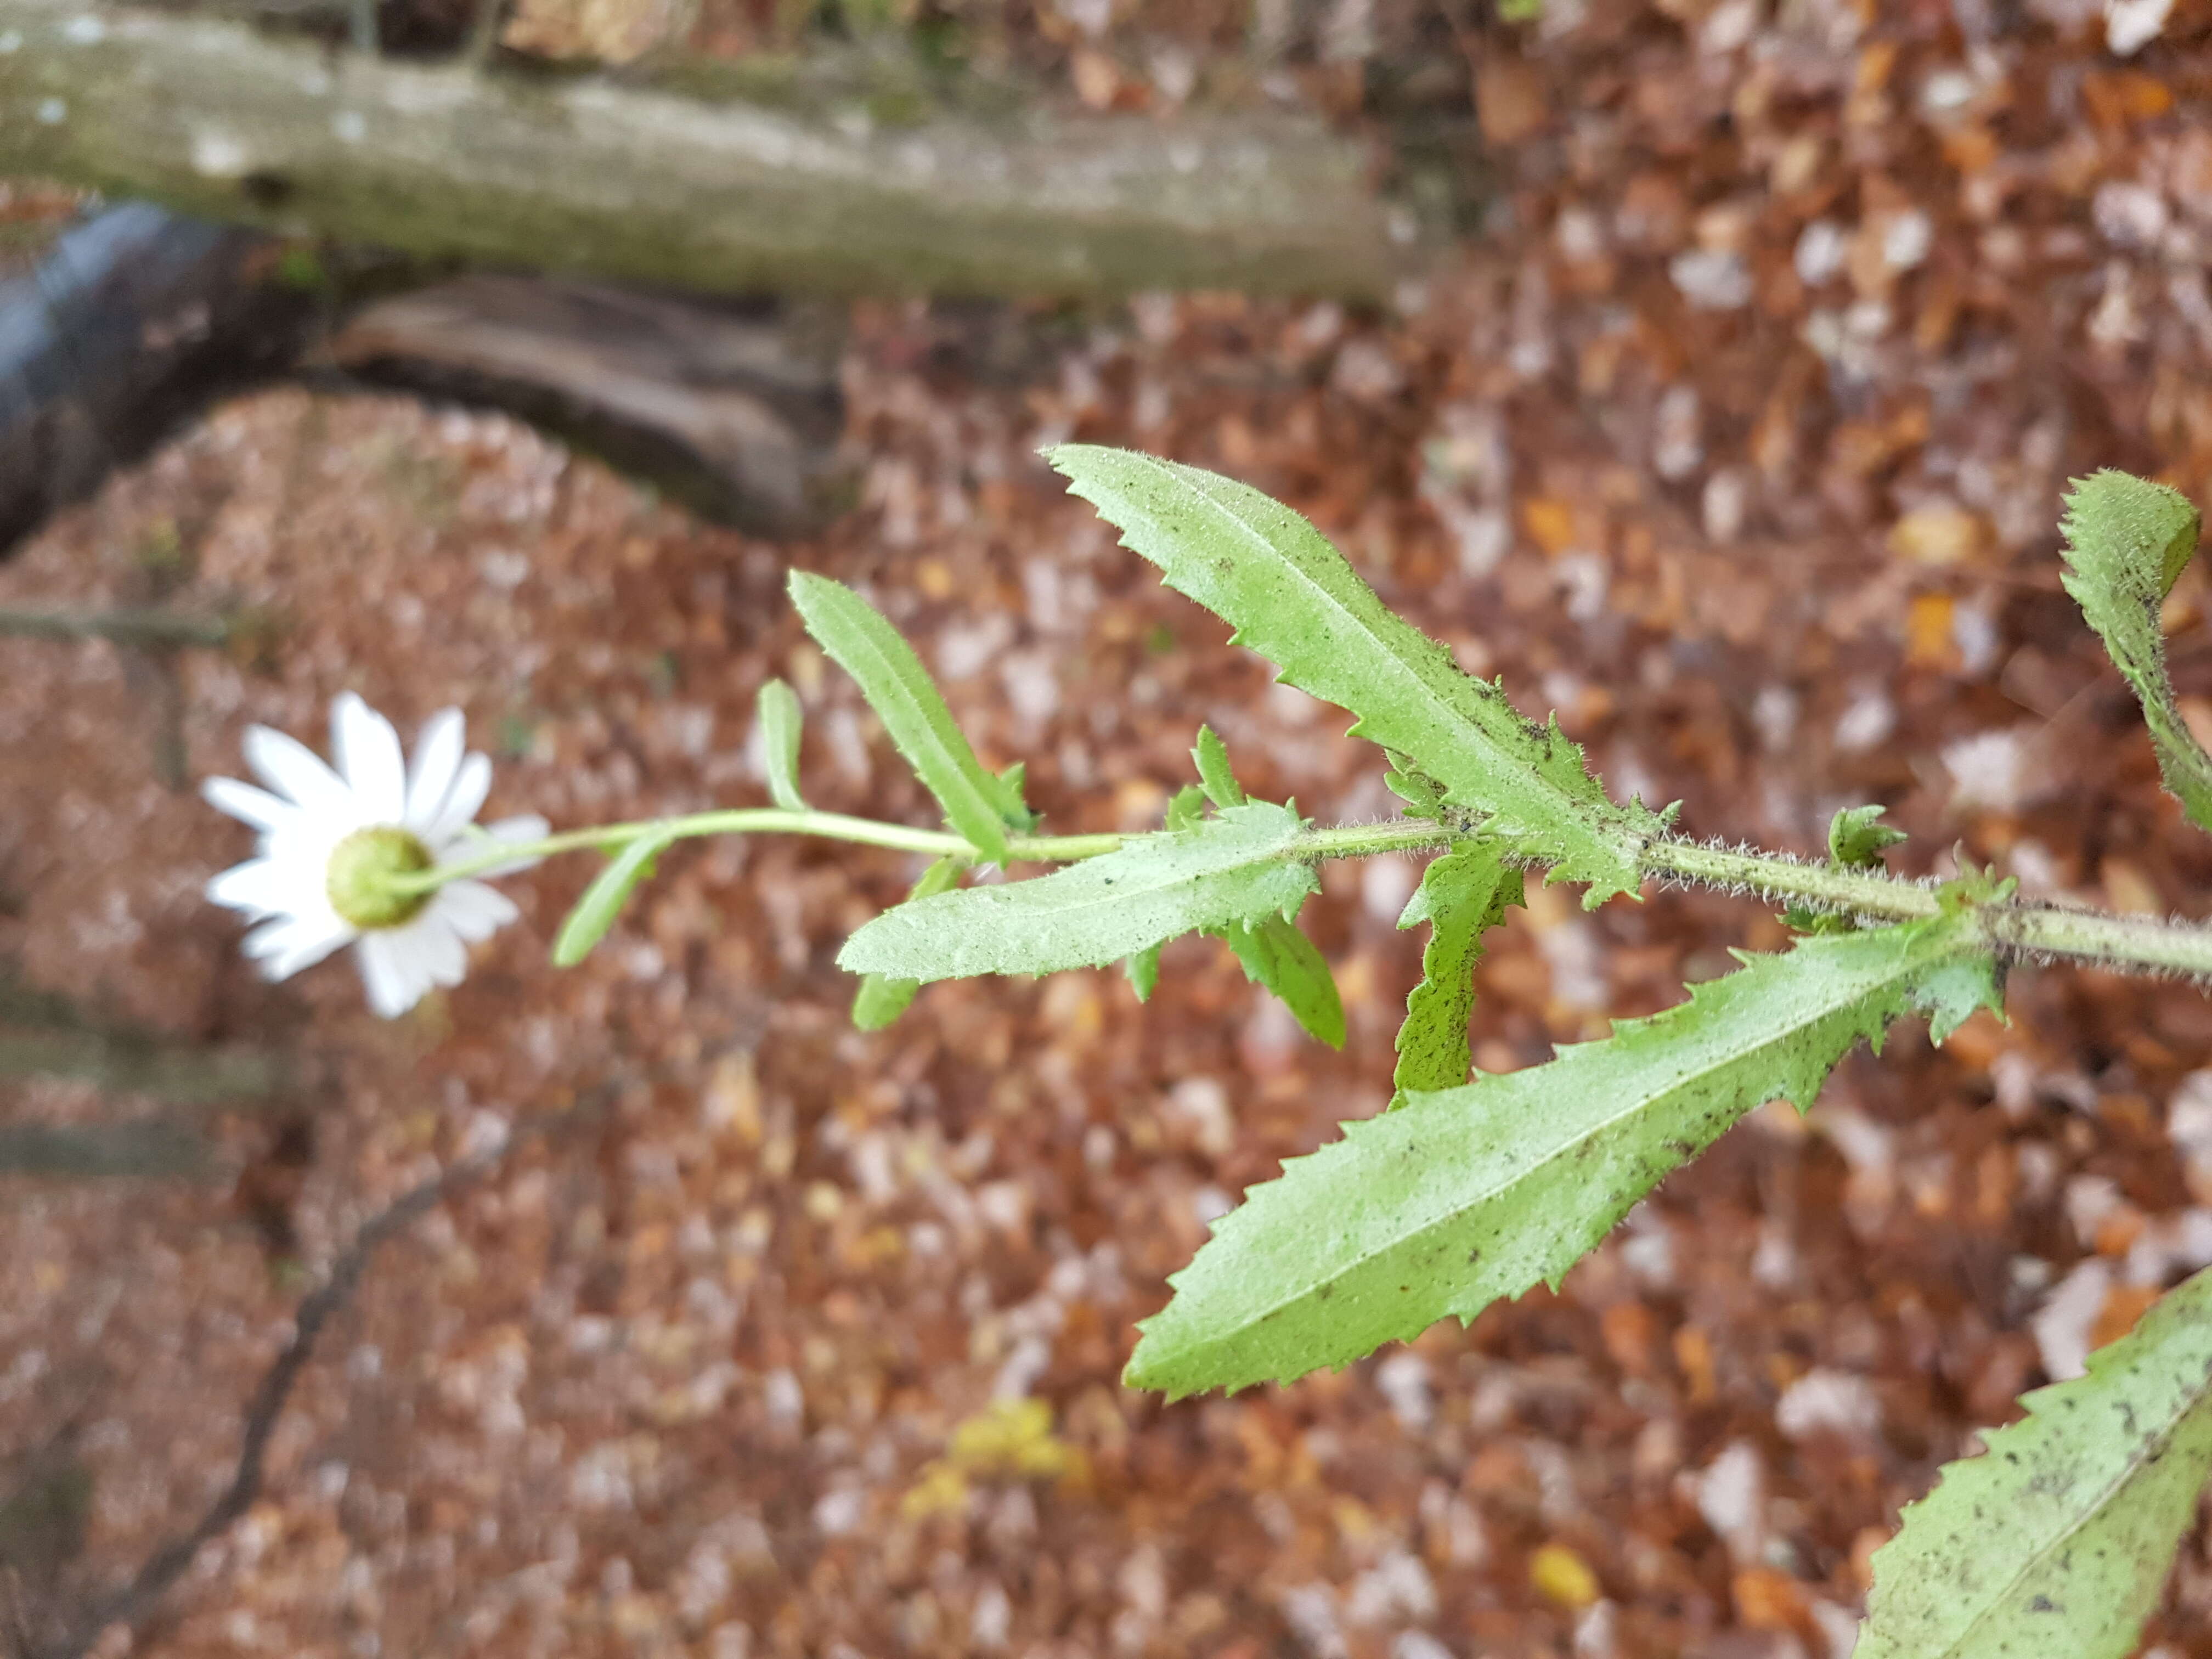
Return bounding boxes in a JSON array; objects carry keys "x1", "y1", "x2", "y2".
[{"x1": 0, "y1": 1, "x2": 1404, "y2": 300}]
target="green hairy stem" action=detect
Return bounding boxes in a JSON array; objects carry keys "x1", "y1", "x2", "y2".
[
  {"x1": 390, "y1": 808, "x2": 1125, "y2": 892},
  {"x1": 399, "y1": 809, "x2": 2212, "y2": 981}
]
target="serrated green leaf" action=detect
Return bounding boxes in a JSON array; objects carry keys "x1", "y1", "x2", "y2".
[
  {"x1": 1383, "y1": 755, "x2": 1449, "y2": 820},
  {"x1": 758, "y1": 679, "x2": 806, "y2": 812},
  {"x1": 2059, "y1": 470, "x2": 2212, "y2": 833},
  {"x1": 1218, "y1": 911, "x2": 1344, "y2": 1048},
  {"x1": 1859, "y1": 1263, "x2": 2212, "y2": 1659},
  {"x1": 551, "y1": 828, "x2": 680, "y2": 968},
  {"x1": 1192, "y1": 725, "x2": 1246, "y2": 809},
  {"x1": 1829, "y1": 803, "x2": 1905, "y2": 869},
  {"x1": 838, "y1": 801, "x2": 1315, "y2": 983},
  {"x1": 1125, "y1": 942, "x2": 1163, "y2": 1002},
  {"x1": 1125, "y1": 915, "x2": 1999, "y2": 1397},
  {"x1": 1164, "y1": 785, "x2": 1207, "y2": 832},
  {"x1": 851, "y1": 855, "x2": 966, "y2": 1031},
  {"x1": 788, "y1": 572, "x2": 1011, "y2": 864},
  {"x1": 1392, "y1": 844, "x2": 1521, "y2": 1103},
  {"x1": 1046, "y1": 446, "x2": 1667, "y2": 902}
]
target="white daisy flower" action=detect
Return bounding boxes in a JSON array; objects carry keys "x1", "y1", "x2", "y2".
[{"x1": 202, "y1": 692, "x2": 548, "y2": 1018}]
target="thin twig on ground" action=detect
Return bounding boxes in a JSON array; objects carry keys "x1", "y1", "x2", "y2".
[
  {"x1": 0, "y1": 607, "x2": 235, "y2": 650},
  {"x1": 40, "y1": 1090, "x2": 611, "y2": 1659}
]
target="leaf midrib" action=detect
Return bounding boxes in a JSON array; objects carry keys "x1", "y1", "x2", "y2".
[
  {"x1": 848, "y1": 812, "x2": 1310, "y2": 975},
  {"x1": 1118, "y1": 456, "x2": 1622, "y2": 863},
  {"x1": 839, "y1": 606, "x2": 1000, "y2": 837},
  {"x1": 1160, "y1": 949, "x2": 1927, "y2": 1376},
  {"x1": 952, "y1": 828, "x2": 1300, "y2": 918},
  {"x1": 1917, "y1": 1379, "x2": 2212, "y2": 1658}
]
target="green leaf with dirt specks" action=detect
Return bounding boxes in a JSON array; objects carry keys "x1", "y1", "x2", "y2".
[
  {"x1": 2059, "y1": 470, "x2": 2212, "y2": 834},
  {"x1": 839, "y1": 801, "x2": 1314, "y2": 983},
  {"x1": 1124, "y1": 914, "x2": 1999, "y2": 1397},
  {"x1": 1391, "y1": 844, "x2": 1521, "y2": 1104},
  {"x1": 851, "y1": 855, "x2": 967, "y2": 1030},
  {"x1": 1046, "y1": 445, "x2": 1668, "y2": 902},
  {"x1": 789, "y1": 571, "x2": 1010, "y2": 863},
  {"x1": 1859, "y1": 1262, "x2": 2212, "y2": 1659}
]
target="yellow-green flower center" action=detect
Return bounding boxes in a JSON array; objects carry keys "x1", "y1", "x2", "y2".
[{"x1": 326, "y1": 826, "x2": 433, "y2": 929}]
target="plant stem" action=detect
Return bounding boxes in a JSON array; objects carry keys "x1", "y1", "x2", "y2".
[
  {"x1": 1988, "y1": 904, "x2": 2212, "y2": 979},
  {"x1": 1293, "y1": 823, "x2": 1951, "y2": 919},
  {"x1": 1640, "y1": 837, "x2": 2212, "y2": 979},
  {"x1": 1317, "y1": 823, "x2": 2212, "y2": 979},
  {"x1": 1640, "y1": 839, "x2": 1942, "y2": 920},
  {"x1": 391, "y1": 804, "x2": 2212, "y2": 981},
  {"x1": 389, "y1": 808, "x2": 1125, "y2": 891}
]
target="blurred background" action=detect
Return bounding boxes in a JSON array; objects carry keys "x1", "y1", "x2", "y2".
[{"x1": 8, "y1": 0, "x2": 2212, "y2": 1653}]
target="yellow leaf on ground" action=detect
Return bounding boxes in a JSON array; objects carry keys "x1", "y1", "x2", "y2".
[{"x1": 1531, "y1": 1542, "x2": 1601, "y2": 1609}]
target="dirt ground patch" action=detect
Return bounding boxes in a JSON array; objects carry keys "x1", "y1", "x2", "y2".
[{"x1": 13, "y1": 1, "x2": 2212, "y2": 1652}]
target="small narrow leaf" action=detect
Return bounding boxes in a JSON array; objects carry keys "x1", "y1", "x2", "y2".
[
  {"x1": 1859, "y1": 1263, "x2": 2212, "y2": 1659},
  {"x1": 1130, "y1": 779, "x2": 1206, "y2": 997},
  {"x1": 788, "y1": 572, "x2": 1011, "y2": 864},
  {"x1": 851, "y1": 855, "x2": 966, "y2": 1031},
  {"x1": 1125, "y1": 915, "x2": 1999, "y2": 1397},
  {"x1": 2059, "y1": 470, "x2": 2212, "y2": 833},
  {"x1": 1047, "y1": 446, "x2": 1667, "y2": 902},
  {"x1": 1164, "y1": 784, "x2": 1207, "y2": 832},
  {"x1": 1392, "y1": 844, "x2": 1521, "y2": 1102},
  {"x1": 1828, "y1": 803, "x2": 1906, "y2": 869},
  {"x1": 758, "y1": 679, "x2": 806, "y2": 812},
  {"x1": 1218, "y1": 912, "x2": 1344, "y2": 1048},
  {"x1": 851, "y1": 970, "x2": 921, "y2": 1031},
  {"x1": 552, "y1": 828, "x2": 680, "y2": 967},
  {"x1": 1125, "y1": 942, "x2": 1163, "y2": 1002},
  {"x1": 1192, "y1": 725, "x2": 1246, "y2": 809},
  {"x1": 838, "y1": 801, "x2": 1315, "y2": 983}
]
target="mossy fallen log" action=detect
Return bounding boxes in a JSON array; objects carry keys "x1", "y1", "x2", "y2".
[{"x1": 0, "y1": 1, "x2": 1403, "y2": 301}]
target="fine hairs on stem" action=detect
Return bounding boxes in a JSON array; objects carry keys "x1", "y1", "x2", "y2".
[{"x1": 396, "y1": 809, "x2": 2212, "y2": 981}]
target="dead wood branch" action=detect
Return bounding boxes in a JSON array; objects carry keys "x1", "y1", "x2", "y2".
[{"x1": 0, "y1": 2, "x2": 1402, "y2": 301}]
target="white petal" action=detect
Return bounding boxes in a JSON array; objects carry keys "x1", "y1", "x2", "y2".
[
  {"x1": 407, "y1": 914, "x2": 470, "y2": 989},
  {"x1": 244, "y1": 725, "x2": 353, "y2": 816},
  {"x1": 405, "y1": 708, "x2": 467, "y2": 832},
  {"x1": 354, "y1": 932, "x2": 427, "y2": 1018},
  {"x1": 201, "y1": 776, "x2": 303, "y2": 837},
  {"x1": 206, "y1": 856, "x2": 308, "y2": 917},
  {"x1": 433, "y1": 879, "x2": 518, "y2": 943},
  {"x1": 242, "y1": 914, "x2": 297, "y2": 960},
  {"x1": 331, "y1": 692, "x2": 407, "y2": 825},
  {"x1": 244, "y1": 913, "x2": 355, "y2": 980},
  {"x1": 260, "y1": 918, "x2": 354, "y2": 980},
  {"x1": 426, "y1": 753, "x2": 492, "y2": 845}
]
